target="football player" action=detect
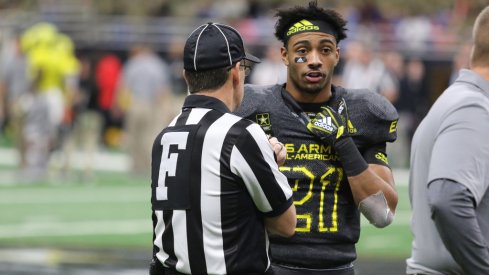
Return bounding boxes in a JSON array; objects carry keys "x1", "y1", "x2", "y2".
[{"x1": 235, "y1": 1, "x2": 399, "y2": 274}]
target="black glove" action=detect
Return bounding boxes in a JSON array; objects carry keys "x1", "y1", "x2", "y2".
[{"x1": 306, "y1": 105, "x2": 347, "y2": 146}]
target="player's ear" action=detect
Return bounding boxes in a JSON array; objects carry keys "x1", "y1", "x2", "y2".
[
  {"x1": 335, "y1": 47, "x2": 340, "y2": 66},
  {"x1": 281, "y1": 46, "x2": 289, "y2": 66}
]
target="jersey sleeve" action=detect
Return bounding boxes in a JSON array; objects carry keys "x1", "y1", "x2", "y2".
[{"x1": 229, "y1": 122, "x2": 293, "y2": 217}]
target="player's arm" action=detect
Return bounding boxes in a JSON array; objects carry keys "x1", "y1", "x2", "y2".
[
  {"x1": 307, "y1": 105, "x2": 397, "y2": 227},
  {"x1": 348, "y1": 142, "x2": 397, "y2": 219},
  {"x1": 346, "y1": 161, "x2": 397, "y2": 226}
]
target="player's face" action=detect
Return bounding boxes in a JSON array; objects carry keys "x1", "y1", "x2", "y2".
[{"x1": 281, "y1": 32, "x2": 339, "y2": 101}]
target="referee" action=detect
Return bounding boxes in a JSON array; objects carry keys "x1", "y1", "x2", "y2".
[{"x1": 150, "y1": 22, "x2": 296, "y2": 275}]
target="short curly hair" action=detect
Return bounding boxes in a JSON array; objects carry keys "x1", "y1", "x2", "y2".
[{"x1": 274, "y1": 1, "x2": 347, "y2": 46}]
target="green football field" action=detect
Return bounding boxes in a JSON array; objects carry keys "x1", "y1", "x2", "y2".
[{"x1": 0, "y1": 163, "x2": 412, "y2": 266}]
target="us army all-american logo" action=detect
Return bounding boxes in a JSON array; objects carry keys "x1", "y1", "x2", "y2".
[{"x1": 256, "y1": 113, "x2": 272, "y2": 135}]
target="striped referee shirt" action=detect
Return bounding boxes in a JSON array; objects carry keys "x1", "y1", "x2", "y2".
[{"x1": 151, "y1": 95, "x2": 293, "y2": 274}]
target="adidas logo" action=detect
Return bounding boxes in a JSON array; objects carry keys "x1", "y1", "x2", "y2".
[
  {"x1": 314, "y1": 117, "x2": 334, "y2": 132},
  {"x1": 287, "y1": 20, "x2": 320, "y2": 36}
]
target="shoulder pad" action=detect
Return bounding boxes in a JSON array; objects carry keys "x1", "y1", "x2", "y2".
[
  {"x1": 234, "y1": 84, "x2": 281, "y2": 118},
  {"x1": 336, "y1": 87, "x2": 399, "y2": 147}
]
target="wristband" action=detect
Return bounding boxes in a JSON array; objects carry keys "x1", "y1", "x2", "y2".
[{"x1": 334, "y1": 137, "x2": 368, "y2": 176}]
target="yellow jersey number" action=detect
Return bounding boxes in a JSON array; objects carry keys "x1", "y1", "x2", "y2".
[{"x1": 279, "y1": 166, "x2": 343, "y2": 233}]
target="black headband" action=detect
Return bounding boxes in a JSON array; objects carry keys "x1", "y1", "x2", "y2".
[{"x1": 284, "y1": 19, "x2": 337, "y2": 44}]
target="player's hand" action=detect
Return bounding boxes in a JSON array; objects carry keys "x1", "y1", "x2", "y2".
[
  {"x1": 306, "y1": 106, "x2": 347, "y2": 146},
  {"x1": 269, "y1": 136, "x2": 286, "y2": 166}
]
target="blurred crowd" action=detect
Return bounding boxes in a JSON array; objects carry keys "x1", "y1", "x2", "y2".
[
  {"x1": 0, "y1": 0, "x2": 481, "y2": 182},
  {"x1": 0, "y1": 22, "x2": 182, "y2": 182}
]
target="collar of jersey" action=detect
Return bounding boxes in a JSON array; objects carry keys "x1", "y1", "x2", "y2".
[{"x1": 183, "y1": 94, "x2": 230, "y2": 113}]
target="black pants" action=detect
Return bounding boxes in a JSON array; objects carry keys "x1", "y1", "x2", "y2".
[
  {"x1": 150, "y1": 260, "x2": 274, "y2": 275},
  {"x1": 270, "y1": 263, "x2": 355, "y2": 275},
  {"x1": 161, "y1": 268, "x2": 275, "y2": 275}
]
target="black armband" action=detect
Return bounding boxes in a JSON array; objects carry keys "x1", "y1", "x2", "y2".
[{"x1": 334, "y1": 137, "x2": 369, "y2": 176}]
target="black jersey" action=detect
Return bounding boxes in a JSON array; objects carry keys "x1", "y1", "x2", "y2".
[{"x1": 235, "y1": 84, "x2": 398, "y2": 268}]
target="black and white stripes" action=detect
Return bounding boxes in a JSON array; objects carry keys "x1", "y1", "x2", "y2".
[{"x1": 151, "y1": 95, "x2": 292, "y2": 274}]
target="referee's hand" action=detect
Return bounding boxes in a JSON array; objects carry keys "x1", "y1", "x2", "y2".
[{"x1": 269, "y1": 137, "x2": 286, "y2": 166}]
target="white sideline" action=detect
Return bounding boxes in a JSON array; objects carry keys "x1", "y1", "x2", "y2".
[
  {"x1": 0, "y1": 147, "x2": 130, "y2": 172},
  {"x1": 0, "y1": 219, "x2": 151, "y2": 238}
]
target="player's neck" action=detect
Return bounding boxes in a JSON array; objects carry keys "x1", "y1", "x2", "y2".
[{"x1": 286, "y1": 82, "x2": 332, "y2": 103}]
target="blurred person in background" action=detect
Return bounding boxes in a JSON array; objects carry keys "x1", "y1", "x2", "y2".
[
  {"x1": 235, "y1": 2, "x2": 398, "y2": 274},
  {"x1": 166, "y1": 38, "x2": 188, "y2": 116},
  {"x1": 0, "y1": 30, "x2": 31, "y2": 170},
  {"x1": 18, "y1": 23, "x2": 79, "y2": 180},
  {"x1": 94, "y1": 52, "x2": 123, "y2": 148},
  {"x1": 391, "y1": 58, "x2": 428, "y2": 169},
  {"x1": 449, "y1": 41, "x2": 472, "y2": 84},
  {"x1": 249, "y1": 41, "x2": 287, "y2": 85},
  {"x1": 118, "y1": 44, "x2": 173, "y2": 177},
  {"x1": 407, "y1": 6, "x2": 489, "y2": 274},
  {"x1": 167, "y1": 38, "x2": 187, "y2": 96},
  {"x1": 340, "y1": 38, "x2": 399, "y2": 104},
  {"x1": 62, "y1": 54, "x2": 101, "y2": 181},
  {"x1": 382, "y1": 50, "x2": 405, "y2": 85},
  {"x1": 395, "y1": 13, "x2": 432, "y2": 56},
  {"x1": 51, "y1": 33, "x2": 82, "y2": 177}
]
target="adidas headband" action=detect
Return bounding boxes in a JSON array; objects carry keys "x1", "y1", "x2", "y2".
[{"x1": 284, "y1": 19, "x2": 338, "y2": 43}]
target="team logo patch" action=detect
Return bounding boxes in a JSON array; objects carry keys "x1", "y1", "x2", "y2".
[
  {"x1": 287, "y1": 19, "x2": 320, "y2": 36},
  {"x1": 256, "y1": 113, "x2": 270, "y2": 126},
  {"x1": 347, "y1": 120, "x2": 357, "y2": 134},
  {"x1": 337, "y1": 98, "x2": 357, "y2": 134},
  {"x1": 256, "y1": 113, "x2": 273, "y2": 134},
  {"x1": 314, "y1": 117, "x2": 334, "y2": 132},
  {"x1": 375, "y1": 152, "x2": 389, "y2": 164}
]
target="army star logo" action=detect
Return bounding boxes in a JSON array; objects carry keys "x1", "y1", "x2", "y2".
[{"x1": 256, "y1": 113, "x2": 270, "y2": 126}]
